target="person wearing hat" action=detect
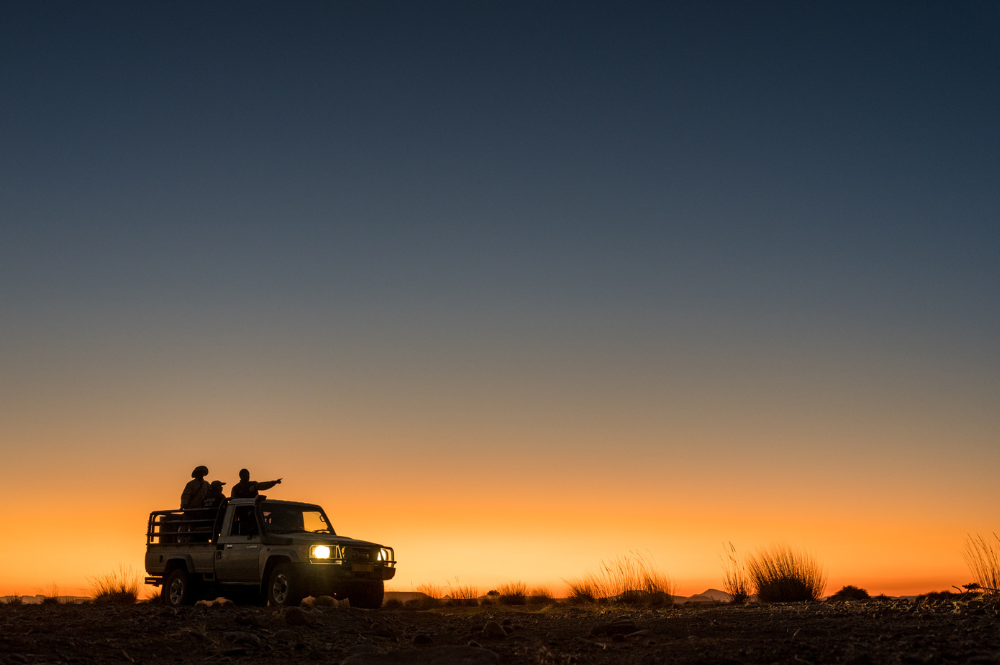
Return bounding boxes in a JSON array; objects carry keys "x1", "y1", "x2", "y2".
[
  {"x1": 230, "y1": 468, "x2": 282, "y2": 499},
  {"x1": 180, "y1": 466, "x2": 210, "y2": 509},
  {"x1": 202, "y1": 480, "x2": 227, "y2": 509}
]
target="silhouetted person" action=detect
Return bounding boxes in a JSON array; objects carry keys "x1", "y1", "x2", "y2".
[
  {"x1": 202, "y1": 480, "x2": 227, "y2": 509},
  {"x1": 180, "y1": 466, "x2": 210, "y2": 509},
  {"x1": 230, "y1": 468, "x2": 282, "y2": 499}
]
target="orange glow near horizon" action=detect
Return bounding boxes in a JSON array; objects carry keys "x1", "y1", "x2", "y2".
[
  {"x1": 2, "y1": 323, "x2": 997, "y2": 600},
  {"x1": 0, "y1": 463, "x2": 984, "y2": 598}
]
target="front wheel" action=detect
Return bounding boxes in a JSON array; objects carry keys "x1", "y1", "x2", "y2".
[
  {"x1": 267, "y1": 563, "x2": 304, "y2": 607},
  {"x1": 163, "y1": 569, "x2": 196, "y2": 607},
  {"x1": 348, "y1": 580, "x2": 384, "y2": 609}
]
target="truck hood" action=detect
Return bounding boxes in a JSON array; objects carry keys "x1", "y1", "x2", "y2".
[{"x1": 269, "y1": 532, "x2": 388, "y2": 549}]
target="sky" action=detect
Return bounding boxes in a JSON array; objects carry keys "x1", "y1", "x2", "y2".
[{"x1": 1, "y1": 1, "x2": 998, "y2": 598}]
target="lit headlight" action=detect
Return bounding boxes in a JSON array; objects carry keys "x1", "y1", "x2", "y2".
[
  {"x1": 378, "y1": 548, "x2": 390, "y2": 562},
  {"x1": 312, "y1": 545, "x2": 332, "y2": 559}
]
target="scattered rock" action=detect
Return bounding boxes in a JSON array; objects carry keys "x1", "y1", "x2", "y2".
[
  {"x1": 223, "y1": 631, "x2": 261, "y2": 649},
  {"x1": 272, "y1": 629, "x2": 296, "y2": 642},
  {"x1": 235, "y1": 613, "x2": 267, "y2": 627},
  {"x1": 303, "y1": 595, "x2": 341, "y2": 608},
  {"x1": 341, "y1": 645, "x2": 499, "y2": 665},
  {"x1": 284, "y1": 606, "x2": 315, "y2": 626},
  {"x1": 194, "y1": 597, "x2": 234, "y2": 609},
  {"x1": 412, "y1": 633, "x2": 433, "y2": 645},
  {"x1": 590, "y1": 621, "x2": 638, "y2": 637},
  {"x1": 370, "y1": 624, "x2": 397, "y2": 640},
  {"x1": 481, "y1": 621, "x2": 507, "y2": 640}
]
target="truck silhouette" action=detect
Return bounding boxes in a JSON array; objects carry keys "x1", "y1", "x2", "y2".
[{"x1": 144, "y1": 496, "x2": 395, "y2": 608}]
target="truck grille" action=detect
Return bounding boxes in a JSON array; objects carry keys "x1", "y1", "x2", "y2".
[{"x1": 345, "y1": 546, "x2": 375, "y2": 562}]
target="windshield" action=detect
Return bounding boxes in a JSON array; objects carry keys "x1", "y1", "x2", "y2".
[{"x1": 261, "y1": 502, "x2": 335, "y2": 535}]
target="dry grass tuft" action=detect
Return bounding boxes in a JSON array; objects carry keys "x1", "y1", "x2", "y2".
[
  {"x1": 964, "y1": 533, "x2": 1000, "y2": 593},
  {"x1": 527, "y1": 586, "x2": 554, "y2": 605},
  {"x1": 747, "y1": 544, "x2": 826, "y2": 602},
  {"x1": 446, "y1": 581, "x2": 480, "y2": 606},
  {"x1": 498, "y1": 581, "x2": 528, "y2": 605},
  {"x1": 720, "y1": 542, "x2": 751, "y2": 604},
  {"x1": 2, "y1": 593, "x2": 23, "y2": 606},
  {"x1": 39, "y1": 584, "x2": 61, "y2": 605},
  {"x1": 415, "y1": 583, "x2": 443, "y2": 599},
  {"x1": 564, "y1": 551, "x2": 673, "y2": 605},
  {"x1": 566, "y1": 579, "x2": 598, "y2": 604},
  {"x1": 90, "y1": 565, "x2": 142, "y2": 605}
]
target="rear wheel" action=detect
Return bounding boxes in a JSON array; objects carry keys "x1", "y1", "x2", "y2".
[
  {"x1": 348, "y1": 580, "x2": 384, "y2": 609},
  {"x1": 267, "y1": 563, "x2": 304, "y2": 607},
  {"x1": 163, "y1": 568, "x2": 196, "y2": 607}
]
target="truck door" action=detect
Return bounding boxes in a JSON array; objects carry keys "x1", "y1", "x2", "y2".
[{"x1": 215, "y1": 506, "x2": 262, "y2": 583}]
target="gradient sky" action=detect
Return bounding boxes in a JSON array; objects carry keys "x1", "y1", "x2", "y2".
[{"x1": 1, "y1": 2, "x2": 998, "y2": 598}]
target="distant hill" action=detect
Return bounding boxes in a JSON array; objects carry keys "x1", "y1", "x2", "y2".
[{"x1": 675, "y1": 588, "x2": 730, "y2": 604}]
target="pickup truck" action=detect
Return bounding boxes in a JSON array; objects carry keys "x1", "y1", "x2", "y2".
[{"x1": 144, "y1": 496, "x2": 396, "y2": 609}]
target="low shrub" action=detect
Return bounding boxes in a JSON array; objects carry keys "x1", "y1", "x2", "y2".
[
  {"x1": 91, "y1": 565, "x2": 141, "y2": 605},
  {"x1": 384, "y1": 598, "x2": 403, "y2": 609},
  {"x1": 498, "y1": 581, "x2": 527, "y2": 605},
  {"x1": 720, "y1": 542, "x2": 751, "y2": 604},
  {"x1": 747, "y1": 544, "x2": 826, "y2": 603},
  {"x1": 964, "y1": 534, "x2": 1000, "y2": 593},
  {"x1": 829, "y1": 585, "x2": 870, "y2": 601},
  {"x1": 527, "y1": 586, "x2": 554, "y2": 605},
  {"x1": 2, "y1": 594, "x2": 22, "y2": 606}
]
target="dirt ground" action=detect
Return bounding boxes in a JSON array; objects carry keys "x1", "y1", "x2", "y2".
[{"x1": 2, "y1": 596, "x2": 999, "y2": 665}]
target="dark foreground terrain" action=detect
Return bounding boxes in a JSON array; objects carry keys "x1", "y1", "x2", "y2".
[{"x1": 2, "y1": 596, "x2": 999, "y2": 665}]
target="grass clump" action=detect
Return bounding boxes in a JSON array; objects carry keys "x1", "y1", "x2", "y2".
[
  {"x1": 527, "y1": 586, "x2": 554, "y2": 605},
  {"x1": 564, "y1": 551, "x2": 673, "y2": 606},
  {"x1": 720, "y1": 542, "x2": 751, "y2": 604},
  {"x1": 415, "y1": 583, "x2": 442, "y2": 599},
  {"x1": 829, "y1": 585, "x2": 870, "y2": 601},
  {"x1": 964, "y1": 533, "x2": 1000, "y2": 593},
  {"x1": 915, "y1": 590, "x2": 956, "y2": 604},
  {"x1": 2, "y1": 593, "x2": 23, "y2": 606},
  {"x1": 566, "y1": 579, "x2": 598, "y2": 604},
  {"x1": 446, "y1": 581, "x2": 479, "y2": 606},
  {"x1": 91, "y1": 565, "x2": 142, "y2": 605},
  {"x1": 413, "y1": 583, "x2": 443, "y2": 608},
  {"x1": 497, "y1": 581, "x2": 527, "y2": 605},
  {"x1": 747, "y1": 544, "x2": 826, "y2": 603}
]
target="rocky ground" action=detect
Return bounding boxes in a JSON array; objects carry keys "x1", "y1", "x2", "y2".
[{"x1": 2, "y1": 596, "x2": 999, "y2": 665}]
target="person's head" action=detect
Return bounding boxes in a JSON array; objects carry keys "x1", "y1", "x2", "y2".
[
  {"x1": 192, "y1": 466, "x2": 209, "y2": 479},
  {"x1": 239, "y1": 468, "x2": 250, "y2": 481},
  {"x1": 210, "y1": 480, "x2": 226, "y2": 492}
]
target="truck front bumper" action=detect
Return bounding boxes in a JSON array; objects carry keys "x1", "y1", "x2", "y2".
[{"x1": 293, "y1": 562, "x2": 395, "y2": 595}]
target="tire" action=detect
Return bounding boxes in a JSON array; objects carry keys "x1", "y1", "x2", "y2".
[
  {"x1": 162, "y1": 568, "x2": 196, "y2": 607},
  {"x1": 348, "y1": 581, "x2": 384, "y2": 610},
  {"x1": 267, "y1": 563, "x2": 304, "y2": 607}
]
